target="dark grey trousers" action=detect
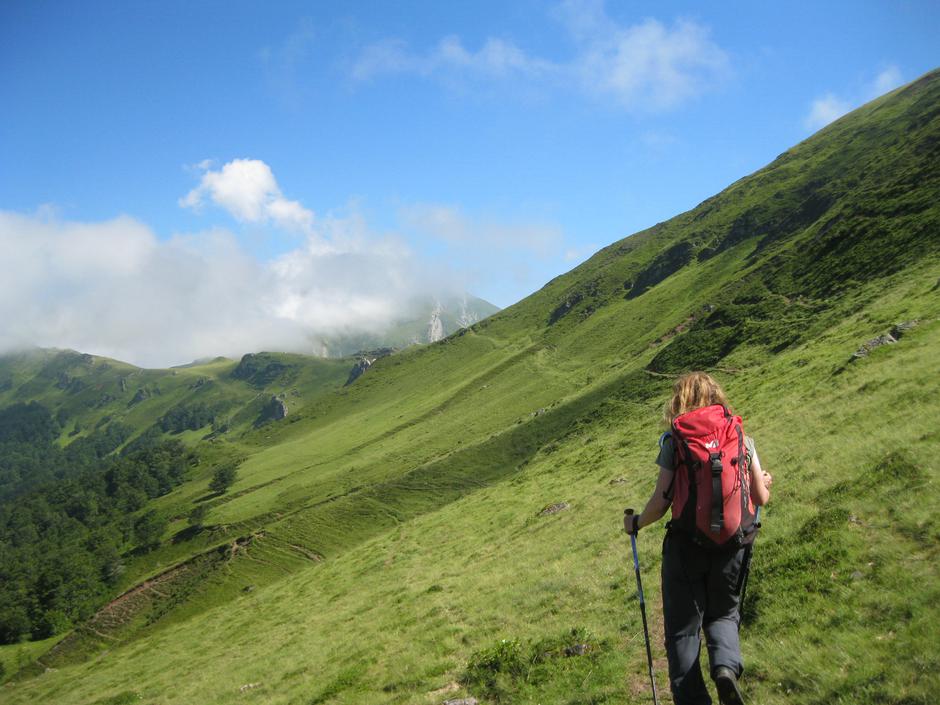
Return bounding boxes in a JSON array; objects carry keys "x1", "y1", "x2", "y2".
[{"x1": 661, "y1": 531, "x2": 745, "y2": 705}]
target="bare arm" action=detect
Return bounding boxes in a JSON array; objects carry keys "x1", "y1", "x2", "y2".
[
  {"x1": 749, "y1": 450, "x2": 772, "y2": 506},
  {"x1": 625, "y1": 467, "x2": 674, "y2": 532}
]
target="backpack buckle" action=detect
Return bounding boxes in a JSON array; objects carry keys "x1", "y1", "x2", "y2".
[{"x1": 709, "y1": 452, "x2": 723, "y2": 476}]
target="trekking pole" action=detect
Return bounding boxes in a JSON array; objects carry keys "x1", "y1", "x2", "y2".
[
  {"x1": 738, "y1": 505, "x2": 762, "y2": 627},
  {"x1": 625, "y1": 509, "x2": 660, "y2": 705}
]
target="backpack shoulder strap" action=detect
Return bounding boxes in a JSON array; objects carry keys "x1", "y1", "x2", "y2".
[{"x1": 659, "y1": 431, "x2": 676, "y2": 500}]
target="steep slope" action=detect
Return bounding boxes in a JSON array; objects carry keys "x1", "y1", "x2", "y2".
[{"x1": 1, "y1": 70, "x2": 939, "y2": 704}]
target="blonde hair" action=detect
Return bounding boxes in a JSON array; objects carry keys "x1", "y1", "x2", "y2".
[{"x1": 663, "y1": 371, "x2": 731, "y2": 427}]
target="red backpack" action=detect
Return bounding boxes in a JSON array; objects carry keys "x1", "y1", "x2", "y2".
[{"x1": 669, "y1": 404, "x2": 756, "y2": 548}]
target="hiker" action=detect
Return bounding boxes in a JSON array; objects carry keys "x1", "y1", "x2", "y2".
[{"x1": 625, "y1": 371, "x2": 772, "y2": 705}]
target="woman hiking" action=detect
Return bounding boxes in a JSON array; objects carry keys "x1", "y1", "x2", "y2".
[{"x1": 625, "y1": 372, "x2": 772, "y2": 705}]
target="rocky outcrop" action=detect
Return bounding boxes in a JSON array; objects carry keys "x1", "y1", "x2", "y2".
[
  {"x1": 427, "y1": 302, "x2": 445, "y2": 343},
  {"x1": 853, "y1": 334, "x2": 897, "y2": 358},
  {"x1": 456, "y1": 297, "x2": 481, "y2": 328},
  {"x1": 269, "y1": 396, "x2": 288, "y2": 420},
  {"x1": 129, "y1": 388, "x2": 150, "y2": 406},
  {"x1": 852, "y1": 321, "x2": 918, "y2": 360},
  {"x1": 255, "y1": 395, "x2": 288, "y2": 426},
  {"x1": 548, "y1": 281, "x2": 601, "y2": 325},
  {"x1": 232, "y1": 353, "x2": 294, "y2": 388},
  {"x1": 890, "y1": 320, "x2": 919, "y2": 339},
  {"x1": 539, "y1": 502, "x2": 570, "y2": 516},
  {"x1": 345, "y1": 349, "x2": 393, "y2": 386},
  {"x1": 346, "y1": 358, "x2": 374, "y2": 386},
  {"x1": 852, "y1": 320, "x2": 919, "y2": 360}
]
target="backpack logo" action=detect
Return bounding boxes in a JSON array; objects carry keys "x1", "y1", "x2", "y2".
[{"x1": 705, "y1": 440, "x2": 720, "y2": 449}]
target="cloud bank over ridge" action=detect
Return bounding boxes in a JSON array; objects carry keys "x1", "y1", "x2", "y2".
[
  {"x1": 2, "y1": 157, "x2": 579, "y2": 367},
  {"x1": 0, "y1": 203, "x2": 458, "y2": 368}
]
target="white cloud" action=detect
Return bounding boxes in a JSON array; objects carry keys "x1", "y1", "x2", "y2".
[
  {"x1": 352, "y1": 35, "x2": 551, "y2": 81},
  {"x1": 351, "y1": 1, "x2": 729, "y2": 111},
  {"x1": 180, "y1": 159, "x2": 314, "y2": 233},
  {"x1": 0, "y1": 207, "x2": 461, "y2": 367},
  {"x1": 400, "y1": 203, "x2": 563, "y2": 258},
  {"x1": 803, "y1": 93, "x2": 852, "y2": 131},
  {"x1": 564, "y1": 243, "x2": 598, "y2": 262},
  {"x1": 804, "y1": 65, "x2": 904, "y2": 131},
  {"x1": 1, "y1": 160, "x2": 573, "y2": 366},
  {"x1": 870, "y1": 64, "x2": 903, "y2": 97},
  {"x1": 566, "y1": 15, "x2": 729, "y2": 110}
]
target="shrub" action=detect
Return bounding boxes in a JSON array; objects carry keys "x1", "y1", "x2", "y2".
[
  {"x1": 461, "y1": 629, "x2": 602, "y2": 702},
  {"x1": 209, "y1": 464, "x2": 238, "y2": 495},
  {"x1": 133, "y1": 510, "x2": 167, "y2": 550},
  {"x1": 187, "y1": 504, "x2": 209, "y2": 529}
]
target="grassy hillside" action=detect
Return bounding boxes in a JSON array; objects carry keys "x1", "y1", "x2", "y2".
[{"x1": 1, "y1": 70, "x2": 939, "y2": 704}]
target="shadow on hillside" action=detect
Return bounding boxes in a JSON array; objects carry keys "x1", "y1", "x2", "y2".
[
  {"x1": 171, "y1": 525, "x2": 207, "y2": 544},
  {"x1": 193, "y1": 491, "x2": 223, "y2": 503}
]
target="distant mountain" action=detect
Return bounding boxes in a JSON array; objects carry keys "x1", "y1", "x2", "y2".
[{"x1": 308, "y1": 293, "x2": 500, "y2": 357}]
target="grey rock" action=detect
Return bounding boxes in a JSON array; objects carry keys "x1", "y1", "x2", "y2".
[
  {"x1": 443, "y1": 699, "x2": 478, "y2": 705},
  {"x1": 852, "y1": 333, "x2": 897, "y2": 359},
  {"x1": 428, "y1": 302, "x2": 445, "y2": 343},
  {"x1": 346, "y1": 358, "x2": 374, "y2": 386},
  {"x1": 564, "y1": 643, "x2": 592, "y2": 656},
  {"x1": 269, "y1": 396, "x2": 288, "y2": 420},
  {"x1": 539, "y1": 502, "x2": 570, "y2": 516},
  {"x1": 129, "y1": 388, "x2": 150, "y2": 406},
  {"x1": 345, "y1": 349, "x2": 393, "y2": 385},
  {"x1": 890, "y1": 320, "x2": 919, "y2": 339}
]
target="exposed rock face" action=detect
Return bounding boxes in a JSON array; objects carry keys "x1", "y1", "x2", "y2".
[
  {"x1": 456, "y1": 296, "x2": 481, "y2": 328},
  {"x1": 232, "y1": 353, "x2": 293, "y2": 388},
  {"x1": 427, "y1": 302, "x2": 445, "y2": 343},
  {"x1": 853, "y1": 333, "x2": 897, "y2": 359},
  {"x1": 346, "y1": 358, "x2": 374, "y2": 386},
  {"x1": 254, "y1": 395, "x2": 288, "y2": 426},
  {"x1": 129, "y1": 388, "x2": 150, "y2": 406},
  {"x1": 345, "y1": 349, "x2": 393, "y2": 386},
  {"x1": 549, "y1": 292, "x2": 584, "y2": 325},
  {"x1": 890, "y1": 320, "x2": 919, "y2": 339},
  {"x1": 269, "y1": 395, "x2": 288, "y2": 420},
  {"x1": 849, "y1": 321, "x2": 919, "y2": 362}
]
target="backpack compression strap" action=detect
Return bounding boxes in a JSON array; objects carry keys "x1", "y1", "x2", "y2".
[{"x1": 709, "y1": 451, "x2": 723, "y2": 534}]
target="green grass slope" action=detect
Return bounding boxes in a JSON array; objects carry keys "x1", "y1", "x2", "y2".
[{"x1": 2, "y1": 70, "x2": 939, "y2": 704}]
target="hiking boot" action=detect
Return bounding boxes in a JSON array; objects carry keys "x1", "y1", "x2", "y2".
[{"x1": 714, "y1": 666, "x2": 745, "y2": 705}]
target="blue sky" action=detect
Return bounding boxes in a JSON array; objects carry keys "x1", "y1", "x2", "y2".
[{"x1": 1, "y1": 1, "x2": 938, "y2": 365}]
